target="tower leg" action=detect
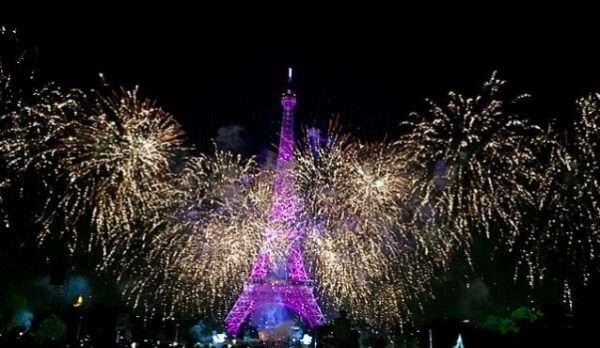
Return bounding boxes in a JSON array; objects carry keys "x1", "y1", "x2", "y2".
[{"x1": 225, "y1": 283, "x2": 324, "y2": 336}]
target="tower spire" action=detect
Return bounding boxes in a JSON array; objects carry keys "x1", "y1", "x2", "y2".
[{"x1": 271, "y1": 68, "x2": 297, "y2": 222}]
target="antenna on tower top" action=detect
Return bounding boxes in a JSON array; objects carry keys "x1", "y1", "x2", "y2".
[{"x1": 288, "y1": 67, "x2": 293, "y2": 84}]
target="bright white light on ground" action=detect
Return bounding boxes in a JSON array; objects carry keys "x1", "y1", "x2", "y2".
[
  {"x1": 212, "y1": 333, "x2": 227, "y2": 343},
  {"x1": 301, "y1": 334, "x2": 313, "y2": 345}
]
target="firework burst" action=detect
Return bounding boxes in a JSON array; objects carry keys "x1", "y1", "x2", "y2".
[
  {"x1": 124, "y1": 150, "x2": 268, "y2": 319},
  {"x1": 516, "y1": 94, "x2": 600, "y2": 286},
  {"x1": 296, "y1": 125, "x2": 435, "y2": 327},
  {"x1": 1, "y1": 68, "x2": 82, "y2": 229},
  {"x1": 397, "y1": 72, "x2": 544, "y2": 266},
  {"x1": 38, "y1": 88, "x2": 186, "y2": 256}
]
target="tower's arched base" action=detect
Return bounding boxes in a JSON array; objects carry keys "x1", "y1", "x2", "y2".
[{"x1": 225, "y1": 281, "x2": 324, "y2": 336}]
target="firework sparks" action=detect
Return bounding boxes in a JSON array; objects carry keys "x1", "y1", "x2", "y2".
[
  {"x1": 515, "y1": 94, "x2": 600, "y2": 287},
  {"x1": 36, "y1": 88, "x2": 186, "y2": 256},
  {"x1": 124, "y1": 150, "x2": 268, "y2": 319},
  {"x1": 397, "y1": 72, "x2": 544, "y2": 265},
  {"x1": 0, "y1": 60, "x2": 10, "y2": 227},
  {"x1": 296, "y1": 124, "x2": 436, "y2": 327},
  {"x1": 1, "y1": 63, "x2": 83, "y2": 229}
]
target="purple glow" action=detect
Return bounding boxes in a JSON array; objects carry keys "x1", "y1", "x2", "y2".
[
  {"x1": 225, "y1": 71, "x2": 323, "y2": 335},
  {"x1": 225, "y1": 282, "x2": 324, "y2": 335}
]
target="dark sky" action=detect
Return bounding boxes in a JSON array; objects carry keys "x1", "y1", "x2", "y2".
[{"x1": 3, "y1": 12, "x2": 600, "y2": 153}]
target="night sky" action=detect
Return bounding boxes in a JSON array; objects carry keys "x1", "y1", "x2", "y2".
[
  {"x1": 2, "y1": 10, "x2": 600, "y2": 346},
  {"x1": 3, "y1": 12, "x2": 600, "y2": 151}
]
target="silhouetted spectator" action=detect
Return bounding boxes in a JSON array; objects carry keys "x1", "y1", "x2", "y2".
[
  {"x1": 334, "y1": 310, "x2": 352, "y2": 348},
  {"x1": 373, "y1": 333, "x2": 387, "y2": 348}
]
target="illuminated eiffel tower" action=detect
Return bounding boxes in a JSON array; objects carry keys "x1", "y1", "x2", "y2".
[{"x1": 225, "y1": 68, "x2": 324, "y2": 335}]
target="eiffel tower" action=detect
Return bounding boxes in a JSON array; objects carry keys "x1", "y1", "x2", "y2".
[{"x1": 225, "y1": 68, "x2": 324, "y2": 335}]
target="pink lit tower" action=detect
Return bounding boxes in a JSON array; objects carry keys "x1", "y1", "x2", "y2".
[{"x1": 225, "y1": 68, "x2": 325, "y2": 335}]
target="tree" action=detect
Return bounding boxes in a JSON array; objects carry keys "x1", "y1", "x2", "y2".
[{"x1": 35, "y1": 315, "x2": 66, "y2": 343}]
